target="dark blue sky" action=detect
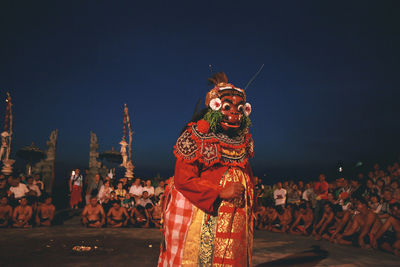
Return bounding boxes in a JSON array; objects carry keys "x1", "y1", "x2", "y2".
[{"x1": 1, "y1": 1, "x2": 399, "y2": 182}]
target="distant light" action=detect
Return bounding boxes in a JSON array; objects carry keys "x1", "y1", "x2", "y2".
[{"x1": 338, "y1": 167, "x2": 343, "y2": 173}]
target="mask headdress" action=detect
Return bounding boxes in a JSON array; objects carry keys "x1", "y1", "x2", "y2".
[{"x1": 200, "y1": 72, "x2": 251, "y2": 134}]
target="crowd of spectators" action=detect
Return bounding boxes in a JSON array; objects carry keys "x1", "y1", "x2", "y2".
[
  {"x1": 254, "y1": 162, "x2": 400, "y2": 256},
  {"x1": 0, "y1": 173, "x2": 55, "y2": 227},
  {"x1": 78, "y1": 170, "x2": 166, "y2": 229}
]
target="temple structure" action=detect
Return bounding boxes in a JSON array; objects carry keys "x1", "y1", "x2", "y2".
[
  {"x1": 87, "y1": 131, "x2": 102, "y2": 186},
  {"x1": 32, "y1": 129, "x2": 58, "y2": 193}
]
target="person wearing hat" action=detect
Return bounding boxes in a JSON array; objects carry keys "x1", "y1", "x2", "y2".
[{"x1": 158, "y1": 72, "x2": 255, "y2": 266}]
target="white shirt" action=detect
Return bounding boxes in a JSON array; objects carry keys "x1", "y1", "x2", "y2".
[
  {"x1": 97, "y1": 185, "x2": 113, "y2": 203},
  {"x1": 274, "y1": 188, "x2": 287, "y2": 206},
  {"x1": 137, "y1": 197, "x2": 153, "y2": 207},
  {"x1": 129, "y1": 185, "x2": 143, "y2": 196},
  {"x1": 70, "y1": 174, "x2": 83, "y2": 186},
  {"x1": 143, "y1": 186, "x2": 154, "y2": 196},
  {"x1": 10, "y1": 183, "x2": 29, "y2": 199}
]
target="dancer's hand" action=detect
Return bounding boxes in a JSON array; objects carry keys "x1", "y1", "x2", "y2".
[{"x1": 219, "y1": 183, "x2": 244, "y2": 200}]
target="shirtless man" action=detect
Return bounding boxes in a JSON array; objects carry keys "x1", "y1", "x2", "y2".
[
  {"x1": 130, "y1": 205, "x2": 150, "y2": 228},
  {"x1": 336, "y1": 198, "x2": 379, "y2": 248},
  {"x1": 81, "y1": 196, "x2": 105, "y2": 228},
  {"x1": 290, "y1": 203, "x2": 314, "y2": 236},
  {"x1": 371, "y1": 202, "x2": 400, "y2": 255},
  {"x1": 265, "y1": 205, "x2": 278, "y2": 231},
  {"x1": 272, "y1": 205, "x2": 292, "y2": 233},
  {"x1": 149, "y1": 197, "x2": 163, "y2": 228},
  {"x1": 313, "y1": 202, "x2": 335, "y2": 240},
  {"x1": 36, "y1": 195, "x2": 55, "y2": 226},
  {"x1": 0, "y1": 196, "x2": 12, "y2": 227},
  {"x1": 12, "y1": 197, "x2": 33, "y2": 228},
  {"x1": 107, "y1": 200, "x2": 129, "y2": 227},
  {"x1": 255, "y1": 205, "x2": 267, "y2": 230}
]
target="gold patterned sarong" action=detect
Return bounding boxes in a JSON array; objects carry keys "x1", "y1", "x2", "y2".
[{"x1": 181, "y1": 167, "x2": 253, "y2": 267}]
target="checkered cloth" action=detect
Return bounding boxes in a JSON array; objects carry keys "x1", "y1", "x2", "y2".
[{"x1": 158, "y1": 186, "x2": 193, "y2": 267}]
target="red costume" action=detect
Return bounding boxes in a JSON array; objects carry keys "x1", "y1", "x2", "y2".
[{"x1": 158, "y1": 73, "x2": 255, "y2": 266}]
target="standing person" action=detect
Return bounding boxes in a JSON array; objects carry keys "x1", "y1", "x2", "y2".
[
  {"x1": 274, "y1": 182, "x2": 287, "y2": 207},
  {"x1": 69, "y1": 169, "x2": 83, "y2": 210},
  {"x1": 158, "y1": 72, "x2": 255, "y2": 266},
  {"x1": 314, "y1": 174, "x2": 329, "y2": 223}
]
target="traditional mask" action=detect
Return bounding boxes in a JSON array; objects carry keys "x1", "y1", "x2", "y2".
[{"x1": 203, "y1": 72, "x2": 252, "y2": 133}]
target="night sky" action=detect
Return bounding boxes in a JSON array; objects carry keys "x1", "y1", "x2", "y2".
[{"x1": 1, "y1": 1, "x2": 399, "y2": 184}]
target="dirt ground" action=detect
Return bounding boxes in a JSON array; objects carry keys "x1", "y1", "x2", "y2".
[{"x1": 0, "y1": 218, "x2": 399, "y2": 267}]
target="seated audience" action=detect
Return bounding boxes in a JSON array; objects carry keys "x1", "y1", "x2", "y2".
[
  {"x1": 81, "y1": 196, "x2": 105, "y2": 228},
  {"x1": 129, "y1": 178, "x2": 143, "y2": 202},
  {"x1": 115, "y1": 182, "x2": 127, "y2": 203},
  {"x1": 12, "y1": 197, "x2": 32, "y2": 228},
  {"x1": 35, "y1": 195, "x2": 55, "y2": 227},
  {"x1": 137, "y1": 191, "x2": 153, "y2": 207},
  {"x1": 107, "y1": 200, "x2": 129, "y2": 228},
  {"x1": 290, "y1": 203, "x2": 314, "y2": 236},
  {"x1": 143, "y1": 179, "x2": 155, "y2": 199},
  {"x1": 335, "y1": 199, "x2": 379, "y2": 248},
  {"x1": 130, "y1": 205, "x2": 149, "y2": 228},
  {"x1": 271, "y1": 205, "x2": 292, "y2": 233},
  {"x1": 313, "y1": 202, "x2": 335, "y2": 240},
  {"x1": 0, "y1": 196, "x2": 12, "y2": 227},
  {"x1": 371, "y1": 202, "x2": 400, "y2": 255}
]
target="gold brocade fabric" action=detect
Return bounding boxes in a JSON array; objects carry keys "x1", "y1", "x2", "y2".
[
  {"x1": 213, "y1": 167, "x2": 253, "y2": 267},
  {"x1": 181, "y1": 167, "x2": 253, "y2": 267},
  {"x1": 181, "y1": 206, "x2": 203, "y2": 266}
]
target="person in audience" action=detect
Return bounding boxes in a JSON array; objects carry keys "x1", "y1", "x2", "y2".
[
  {"x1": 107, "y1": 200, "x2": 129, "y2": 228},
  {"x1": 313, "y1": 202, "x2": 335, "y2": 240},
  {"x1": 12, "y1": 197, "x2": 32, "y2": 228},
  {"x1": 130, "y1": 205, "x2": 149, "y2": 228},
  {"x1": 69, "y1": 169, "x2": 83, "y2": 210},
  {"x1": 137, "y1": 191, "x2": 153, "y2": 207},
  {"x1": 115, "y1": 181, "x2": 127, "y2": 203},
  {"x1": 0, "y1": 177, "x2": 8, "y2": 199},
  {"x1": 26, "y1": 177, "x2": 41, "y2": 197},
  {"x1": 33, "y1": 174, "x2": 44, "y2": 192},
  {"x1": 255, "y1": 204, "x2": 267, "y2": 230},
  {"x1": 149, "y1": 195, "x2": 163, "y2": 228},
  {"x1": 290, "y1": 203, "x2": 314, "y2": 236},
  {"x1": 0, "y1": 196, "x2": 12, "y2": 227},
  {"x1": 264, "y1": 204, "x2": 278, "y2": 231},
  {"x1": 35, "y1": 195, "x2": 55, "y2": 226},
  {"x1": 98, "y1": 180, "x2": 113, "y2": 204},
  {"x1": 154, "y1": 181, "x2": 165, "y2": 198},
  {"x1": 122, "y1": 193, "x2": 135, "y2": 211},
  {"x1": 335, "y1": 198, "x2": 379, "y2": 248},
  {"x1": 272, "y1": 205, "x2": 292, "y2": 233},
  {"x1": 9, "y1": 178, "x2": 29, "y2": 201},
  {"x1": 380, "y1": 189, "x2": 395, "y2": 220},
  {"x1": 314, "y1": 174, "x2": 329, "y2": 223},
  {"x1": 371, "y1": 202, "x2": 400, "y2": 255},
  {"x1": 287, "y1": 183, "x2": 301, "y2": 205},
  {"x1": 369, "y1": 194, "x2": 382, "y2": 214},
  {"x1": 273, "y1": 182, "x2": 286, "y2": 207},
  {"x1": 129, "y1": 178, "x2": 143, "y2": 202},
  {"x1": 81, "y1": 196, "x2": 105, "y2": 228},
  {"x1": 143, "y1": 179, "x2": 155, "y2": 199}
]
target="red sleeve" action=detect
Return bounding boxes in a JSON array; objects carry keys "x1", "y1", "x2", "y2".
[{"x1": 173, "y1": 158, "x2": 222, "y2": 214}]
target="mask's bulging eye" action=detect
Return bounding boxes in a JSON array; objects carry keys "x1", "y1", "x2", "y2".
[
  {"x1": 222, "y1": 103, "x2": 230, "y2": 111},
  {"x1": 238, "y1": 104, "x2": 244, "y2": 112}
]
